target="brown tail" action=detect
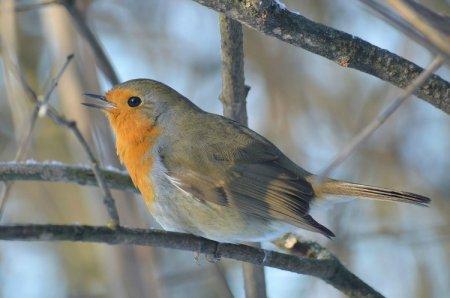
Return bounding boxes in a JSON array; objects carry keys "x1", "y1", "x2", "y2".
[{"x1": 312, "y1": 179, "x2": 431, "y2": 206}]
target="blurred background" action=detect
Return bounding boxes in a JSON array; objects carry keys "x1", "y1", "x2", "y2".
[{"x1": 0, "y1": 0, "x2": 449, "y2": 297}]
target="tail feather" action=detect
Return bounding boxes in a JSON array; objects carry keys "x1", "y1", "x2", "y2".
[
  {"x1": 314, "y1": 179, "x2": 431, "y2": 206},
  {"x1": 302, "y1": 215, "x2": 336, "y2": 238}
]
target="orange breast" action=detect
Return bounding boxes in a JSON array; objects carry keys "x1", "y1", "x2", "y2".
[{"x1": 111, "y1": 114, "x2": 160, "y2": 209}]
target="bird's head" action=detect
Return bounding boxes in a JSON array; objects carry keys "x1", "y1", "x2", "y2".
[{"x1": 83, "y1": 79, "x2": 197, "y2": 141}]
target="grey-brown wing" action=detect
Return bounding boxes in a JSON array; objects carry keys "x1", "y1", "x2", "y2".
[{"x1": 161, "y1": 139, "x2": 334, "y2": 238}]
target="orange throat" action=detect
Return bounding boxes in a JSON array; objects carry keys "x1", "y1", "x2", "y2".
[{"x1": 109, "y1": 113, "x2": 160, "y2": 209}]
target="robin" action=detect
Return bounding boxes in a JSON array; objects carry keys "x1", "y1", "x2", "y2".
[{"x1": 83, "y1": 79, "x2": 430, "y2": 243}]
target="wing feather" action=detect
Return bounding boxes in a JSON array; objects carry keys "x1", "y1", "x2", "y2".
[{"x1": 160, "y1": 116, "x2": 334, "y2": 238}]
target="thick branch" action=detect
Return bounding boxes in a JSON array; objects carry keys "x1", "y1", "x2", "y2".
[
  {"x1": 0, "y1": 224, "x2": 383, "y2": 297},
  {"x1": 192, "y1": 0, "x2": 450, "y2": 114}
]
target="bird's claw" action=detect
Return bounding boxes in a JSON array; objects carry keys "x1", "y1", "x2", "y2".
[{"x1": 193, "y1": 242, "x2": 222, "y2": 263}]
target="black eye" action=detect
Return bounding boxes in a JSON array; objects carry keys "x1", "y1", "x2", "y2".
[{"x1": 127, "y1": 96, "x2": 142, "y2": 107}]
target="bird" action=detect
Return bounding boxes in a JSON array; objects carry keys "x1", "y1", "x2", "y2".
[{"x1": 83, "y1": 79, "x2": 430, "y2": 243}]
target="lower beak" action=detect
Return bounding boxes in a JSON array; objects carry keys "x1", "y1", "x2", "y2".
[{"x1": 82, "y1": 93, "x2": 116, "y2": 110}]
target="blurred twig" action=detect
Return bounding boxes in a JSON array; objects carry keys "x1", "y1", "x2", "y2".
[
  {"x1": 192, "y1": 0, "x2": 450, "y2": 113},
  {"x1": 317, "y1": 55, "x2": 445, "y2": 181},
  {"x1": 0, "y1": 55, "x2": 74, "y2": 219},
  {"x1": 403, "y1": 0, "x2": 450, "y2": 35},
  {"x1": 386, "y1": 0, "x2": 450, "y2": 58},
  {"x1": 0, "y1": 224, "x2": 383, "y2": 298},
  {"x1": 15, "y1": 0, "x2": 57, "y2": 12},
  {"x1": 59, "y1": 0, "x2": 119, "y2": 85},
  {"x1": 358, "y1": 0, "x2": 440, "y2": 54},
  {"x1": 2, "y1": 57, "x2": 120, "y2": 226},
  {"x1": 359, "y1": 0, "x2": 450, "y2": 61},
  {"x1": 219, "y1": 15, "x2": 265, "y2": 298}
]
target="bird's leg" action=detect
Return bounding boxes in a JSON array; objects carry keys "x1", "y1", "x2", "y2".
[
  {"x1": 205, "y1": 242, "x2": 221, "y2": 263},
  {"x1": 194, "y1": 240, "x2": 203, "y2": 265},
  {"x1": 194, "y1": 250, "x2": 201, "y2": 265},
  {"x1": 194, "y1": 240, "x2": 221, "y2": 263}
]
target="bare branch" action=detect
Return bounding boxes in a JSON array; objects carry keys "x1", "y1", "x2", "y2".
[
  {"x1": 2, "y1": 58, "x2": 120, "y2": 226},
  {"x1": 220, "y1": 15, "x2": 250, "y2": 125},
  {"x1": 0, "y1": 162, "x2": 134, "y2": 192},
  {"x1": 219, "y1": 15, "x2": 266, "y2": 298},
  {"x1": 40, "y1": 114, "x2": 121, "y2": 225},
  {"x1": 41, "y1": 53, "x2": 75, "y2": 107},
  {"x1": 359, "y1": 0, "x2": 450, "y2": 61},
  {"x1": 15, "y1": 0, "x2": 57, "y2": 12},
  {"x1": 386, "y1": 0, "x2": 450, "y2": 58},
  {"x1": 0, "y1": 110, "x2": 39, "y2": 219},
  {"x1": 191, "y1": 0, "x2": 450, "y2": 114},
  {"x1": 403, "y1": 0, "x2": 450, "y2": 35},
  {"x1": 273, "y1": 234, "x2": 383, "y2": 297},
  {"x1": 0, "y1": 55, "x2": 74, "y2": 219},
  {"x1": 0, "y1": 161, "x2": 385, "y2": 296},
  {"x1": 358, "y1": 0, "x2": 439, "y2": 54},
  {"x1": 0, "y1": 224, "x2": 383, "y2": 298},
  {"x1": 317, "y1": 55, "x2": 445, "y2": 181}
]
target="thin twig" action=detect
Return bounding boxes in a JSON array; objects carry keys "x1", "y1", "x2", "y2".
[
  {"x1": 386, "y1": 0, "x2": 450, "y2": 58},
  {"x1": 40, "y1": 53, "x2": 75, "y2": 111},
  {"x1": 358, "y1": 0, "x2": 441, "y2": 55},
  {"x1": 317, "y1": 55, "x2": 445, "y2": 181},
  {"x1": 359, "y1": 0, "x2": 450, "y2": 61},
  {"x1": 2, "y1": 59, "x2": 120, "y2": 226},
  {"x1": 59, "y1": 0, "x2": 119, "y2": 85},
  {"x1": 0, "y1": 55, "x2": 74, "y2": 219},
  {"x1": 0, "y1": 110, "x2": 38, "y2": 219},
  {"x1": 403, "y1": 0, "x2": 450, "y2": 35},
  {"x1": 61, "y1": 120, "x2": 121, "y2": 226},
  {"x1": 14, "y1": 0, "x2": 56, "y2": 12},
  {"x1": 191, "y1": 0, "x2": 450, "y2": 113},
  {"x1": 0, "y1": 224, "x2": 383, "y2": 298}
]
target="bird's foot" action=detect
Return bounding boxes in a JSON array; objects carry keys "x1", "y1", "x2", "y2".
[
  {"x1": 194, "y1": 241, "x2": 221, "y2": 263},
  {"x1": 206, "y1": 242, "x2": 222, "y2": 263},
  {"x1": 194, "y1": 250, "x2": 201, "y2": 265}
]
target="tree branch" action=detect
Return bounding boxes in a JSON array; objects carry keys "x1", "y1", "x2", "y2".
[
  {"x1": 0, "y1": 55, "x2": 74, "y2": 218},
  {"x1": 0, "y1": 162, "x2": 135, "y2": 193},
  {"x1": 386, "y1": 0, "x2": 450, "y2": 58},
  {"x1": 1, "y1": 57, "x2": 121, "y2": 226},
  {"x1": 220, "y1": 15, "x2": 250, "y2": 125},
  {"x1": 0, "y1": 224, "x2": 383, "y2": 298},
  {"x1": 219, "y1": 15, "x2": 266, "y2": 298},
  {"x1": 359, "y1": 0, "x2": 450, "y2": 60},
  {"x1": 192, "y1": 0, "x2": 450, "y2": 114}
]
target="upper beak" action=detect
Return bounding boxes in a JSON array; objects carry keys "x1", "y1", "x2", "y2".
[{"x1": 82, "y1": 93, "x2": 116, "y2": 110}]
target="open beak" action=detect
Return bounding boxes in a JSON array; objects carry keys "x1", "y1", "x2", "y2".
[{"x1": 82, "y1": 93, "x2": 116, "y2": 110}]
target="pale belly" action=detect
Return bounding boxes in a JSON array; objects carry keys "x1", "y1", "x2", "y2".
[{"x1": 148, "y1": 169, "x2": 290, "y2": 243}]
